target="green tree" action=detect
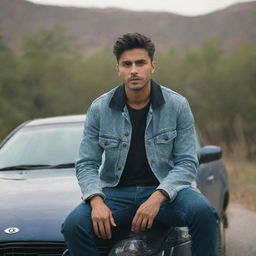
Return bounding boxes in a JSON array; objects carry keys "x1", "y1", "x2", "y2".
[
  {"x1": 1, "y1": 28, "x2": 256, "y2": 158},
  {"x1": 0, "y1": 35, "x2": 27, "y2": 139}
]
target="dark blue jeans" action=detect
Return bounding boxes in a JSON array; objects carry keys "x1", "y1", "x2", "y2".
[{"x1": 61, "y1": 186, "x2": 219, "y2": 256}]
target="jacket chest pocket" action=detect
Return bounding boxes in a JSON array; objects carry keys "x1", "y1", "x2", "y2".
[
  {"x1": 154, "y1": 129, "x2": 177, "y2": 159},
  {"x1": 99, "y1": 136, "x2": 120, "y2": 163}
]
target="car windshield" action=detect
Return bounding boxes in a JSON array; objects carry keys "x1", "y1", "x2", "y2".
[{"x1": 0, "y1": 123, "x2": 84, "y2": 170}]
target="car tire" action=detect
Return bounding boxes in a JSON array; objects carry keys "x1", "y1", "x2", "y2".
[{"x1": 217, "y1": 214, "x2": 227, "y2": 256}]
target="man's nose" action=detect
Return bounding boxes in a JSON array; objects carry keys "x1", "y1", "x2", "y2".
[{"x1": 130, "y1": 64, "x2": 138, "y2": 75}]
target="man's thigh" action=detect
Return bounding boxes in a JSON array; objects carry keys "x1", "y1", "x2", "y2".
[
  {"x1": 155, "y1": 187, "x2": 218, "y2": 227},
  {"x1": 103, "y1": 187, "x2": 137, "y2": 228},
  {"x1": 62, "y1": 189, "x2": 138, "y2": 247},
  {"x1": 62, "y1": 187, "x2": 137, "y2": 232}
]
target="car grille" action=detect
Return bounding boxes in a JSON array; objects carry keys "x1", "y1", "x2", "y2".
[
  {"x1": 0, "y1": 242, "x2": 68, "y2": 256},
  {"x1": 0, "y1": 242, "x2": 110, "y2": 256}
]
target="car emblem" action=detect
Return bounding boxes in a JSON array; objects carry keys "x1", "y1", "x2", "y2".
[{"x1": 4, "y1": 227, "x2": 20, "y2": 234}]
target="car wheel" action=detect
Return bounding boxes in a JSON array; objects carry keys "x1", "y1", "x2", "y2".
[{"x1": 217, "y1": 214, "x2": 226, "y2": 256}]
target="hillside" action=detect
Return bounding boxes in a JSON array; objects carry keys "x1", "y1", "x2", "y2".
[{"x1": 0, "y1": 0, "x2": 256, "y2": 51}]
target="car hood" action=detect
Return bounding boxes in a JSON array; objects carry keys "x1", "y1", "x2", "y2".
[{"x1": 0, "y1": 168, "x2": 81, "y2": 242}]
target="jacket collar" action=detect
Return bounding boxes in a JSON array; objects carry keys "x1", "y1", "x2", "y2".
[{"x1": 109, "y1": 80, "x2": 165, "y2": 111}]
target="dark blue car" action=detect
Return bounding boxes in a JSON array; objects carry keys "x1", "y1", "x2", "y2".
[{"x1": 0, "y1": 115, "x2": 229, "y2": 256}]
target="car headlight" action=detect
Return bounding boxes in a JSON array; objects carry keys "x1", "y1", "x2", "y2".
[
  {"x1": 165, "y1": 227, "x2": 191, "y2": 246},
  {"x1": 108, "y1": 238, "x2": 154, "y2": 256},
  {"x1": 108, "y1": 227, "x2": 191, "y2": 256}
]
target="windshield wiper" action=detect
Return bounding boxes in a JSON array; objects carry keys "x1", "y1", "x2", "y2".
[
  {"x1": 0, "y1": 163, "x2": 75, "y2": 171},
  {"x1": 0, "y1": 164, "x2": 52, "y2": 171},
  {"x1": 49, "y1": 163, "x2": 75, "y2": 169}
]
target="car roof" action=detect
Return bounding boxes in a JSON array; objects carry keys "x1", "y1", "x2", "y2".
[{"x1": 24, "y1": 115, "x2": 86, "y2": 127}]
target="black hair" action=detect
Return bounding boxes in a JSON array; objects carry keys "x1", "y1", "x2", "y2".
[{"x1": 113, "y1": 33, "x2": 155, "y2": 62}]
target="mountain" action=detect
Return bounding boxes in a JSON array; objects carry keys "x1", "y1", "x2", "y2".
[{"x1": 0, "y1": 0, "x2": 256, "y2": 52}]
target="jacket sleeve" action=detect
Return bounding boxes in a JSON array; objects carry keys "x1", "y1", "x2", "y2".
[
  {"x1": 75, "y1": 102, "x2": 105, "y2": 201},
  {"x1": 157, "y1": 97, "x2": 199, "y2": 202}
]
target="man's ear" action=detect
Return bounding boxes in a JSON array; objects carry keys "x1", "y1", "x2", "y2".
[{"x1": 151, "y1": 60, "x2": 156, "y2": 73}]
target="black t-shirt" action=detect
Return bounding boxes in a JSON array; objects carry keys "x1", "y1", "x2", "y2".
[{"x1": 117, "y1": 102, "x2": 159, "y2": 187}]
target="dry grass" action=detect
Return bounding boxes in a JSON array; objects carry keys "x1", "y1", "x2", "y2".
[{"x1": 224, "y1": 157, "x2": 256, "y2": 212}]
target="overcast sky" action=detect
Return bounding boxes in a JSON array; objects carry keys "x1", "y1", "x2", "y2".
[{"x1": 27, "y1": 0, "x2": 254, "y2": 16}]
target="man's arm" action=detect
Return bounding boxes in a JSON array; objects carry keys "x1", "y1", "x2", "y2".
[
  {"x1": 76, "y1": 102, "x2": 104, "y2": 201},
  {"x1": 156, "y1": 97, "x2": 198, "y2": 201},
  {"x1": 76, "y1": 102, "x2": 116, "y2": 239}
]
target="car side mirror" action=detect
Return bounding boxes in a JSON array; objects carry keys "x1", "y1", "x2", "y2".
[{"x1": 199, "y1": 145, "x2": 222, "y2": 164}]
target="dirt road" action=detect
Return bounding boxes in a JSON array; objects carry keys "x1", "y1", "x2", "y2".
[{"x1": 226, "y1": 204, "x2": 256, "y2": 256}]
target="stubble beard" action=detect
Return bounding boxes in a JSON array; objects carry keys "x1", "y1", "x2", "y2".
[{"x1": 126, "y1": 79, "x2": 150, "y2": 92}]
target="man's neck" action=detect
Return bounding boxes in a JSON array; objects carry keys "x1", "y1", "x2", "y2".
[{"x1": 125, "y1": 83, "x2": 151, "y2": 110}]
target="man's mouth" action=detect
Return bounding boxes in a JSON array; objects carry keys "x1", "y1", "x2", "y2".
[{"x1": 129, "y1": 77, "x2": 141, "y2": 81}]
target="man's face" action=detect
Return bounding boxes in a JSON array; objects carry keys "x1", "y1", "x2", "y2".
[{"x1": 117, "y1": 48, "x2": 156, "y2": 91}]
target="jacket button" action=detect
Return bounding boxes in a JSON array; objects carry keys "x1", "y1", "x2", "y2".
[
  {"x1": 124, "y1": 132, "x2": 129, "y2": 136},
  {"x1": 123, "y1": 143, "x2": 127, "y2": 148},
  {"x1": 150, "y1": 160, "x2": 155, "y2": 164},
  {"x1": 118, "y1": 166, "x2": 122, "y2": 171},
  {"x1": 164, "y1": 136, "x2": 169, "y2": 141}
]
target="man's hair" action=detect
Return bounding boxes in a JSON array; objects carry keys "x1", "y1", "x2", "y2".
[{"x1": 113, "y1": 33, "x2": 155, "y2": 62}]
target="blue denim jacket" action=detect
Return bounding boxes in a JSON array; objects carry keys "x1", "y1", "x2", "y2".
[{"x1": 76, "y1": 80, "x2": 198, "y2": 202}]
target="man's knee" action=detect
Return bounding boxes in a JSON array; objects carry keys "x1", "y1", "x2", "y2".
[
  {"x1": 61, "y1": 203, "x2": 93, "y2": 238},
  {"x1": 191, "y1": 201, "x2": 219, "y2": 228},
  {"x1": 61, "y1": 212, "x2": 78, "y2": 237}
]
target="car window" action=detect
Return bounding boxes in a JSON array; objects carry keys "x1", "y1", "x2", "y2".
[{"x1": 0, "y1": 123, "x2": 83, "y2": 169}]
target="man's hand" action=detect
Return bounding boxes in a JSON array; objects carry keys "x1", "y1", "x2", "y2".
[
  {"x1": 131, "y1": 190, "x2": 167, "y2": 232},
  {"x1": 90, "y1": 196, "x2": 116, "y2": 239}
]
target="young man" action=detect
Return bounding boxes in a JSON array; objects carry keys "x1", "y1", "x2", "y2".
[{"x1": 62, "y1": 33, "x2": 219, "y2": 256}]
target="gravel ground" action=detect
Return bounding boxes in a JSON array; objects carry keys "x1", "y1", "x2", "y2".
[{"x1": 226, "y1": 204, "x2": 256, "y2": 256}]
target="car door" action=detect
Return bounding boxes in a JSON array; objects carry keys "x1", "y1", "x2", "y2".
[{"x1": 195, "y1": 133, "x2": 224, "y2": 214}]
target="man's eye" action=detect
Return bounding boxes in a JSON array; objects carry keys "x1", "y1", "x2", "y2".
[
  {"x1": 136, "y1": 61, "x2": 146, "y2": 66},
  {"x1": 122, "y1": 62, "x2": 131, "y2": 67}
]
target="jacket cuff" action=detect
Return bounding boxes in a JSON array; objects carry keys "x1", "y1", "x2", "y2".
[
  {"x1": 81, "y1": 191, "x2": 105, "y2": 202},
  {"x1": 156, "y1": 189, "x2": 170, "y2": 200},
  {"x1": 156, "y1": 185, "x2": 177, "y2": 203}
]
